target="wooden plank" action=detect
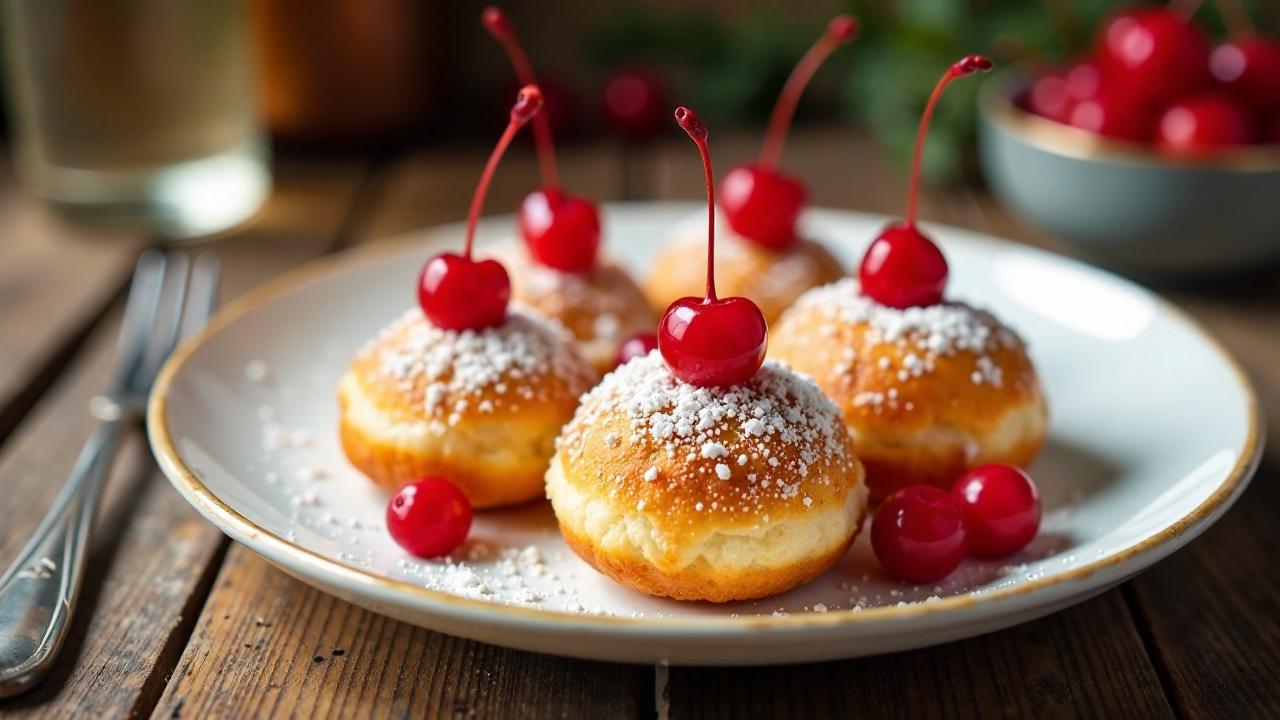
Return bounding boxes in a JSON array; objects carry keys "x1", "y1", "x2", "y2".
[
  {"x1": 0, "y1": 159, "x2": 372, "y2": 717},
  {"x1": 668, "y1": 593, "x2": 1172, "y2": 719},
  {"x1": 0, "y1": 165, "x2": 142, "y2": 439},
  {"x1": 151, "y1": 547, "x2": 650, "y2": 720},
  {"x1": 1127, "y1": 457, "x2": 1280, "y2": 718}
]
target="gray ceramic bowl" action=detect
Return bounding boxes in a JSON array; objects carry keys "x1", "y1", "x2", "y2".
[{"x1": 978, "y1": 74, "x2": 1280, "y2": 278}]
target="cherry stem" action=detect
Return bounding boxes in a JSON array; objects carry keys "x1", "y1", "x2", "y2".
[
  {"x1": 675, "y1": 107, "x2": 718, "y2": 302},
  {"x1": 482, "y1": 6, "x2": 560, "y2": 190},
  {"x1": 904, "y1": 55, "x2": 992, "y2": 228},
  {"x1": 464, "y1": 85, "x2": 543, "y2": 260},
  {"x1": 758, "y1": 15, "x2": 858, "y2": 169},
  {"x1": 1211, "y1": 0, "x2": 1254, "y2": 36}
]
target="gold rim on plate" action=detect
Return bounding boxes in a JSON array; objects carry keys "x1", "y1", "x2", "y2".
[{"x1": 147, "y1": 228, "x2": 1263, "y2": 632}]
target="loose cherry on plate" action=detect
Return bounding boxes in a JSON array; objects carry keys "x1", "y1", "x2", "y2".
[
  {"x1": 872, "y1": 485, "x2": 968, "y2": 584},
  {"x1": 858, "y1": 55, "x2": 992, "y2": 309},
  {"x1": 658, "y1": 107, "x2": 768, "y2": 387},
  {"x1": 386, "y1": 477, "x2": 474, "y2": 558},
  {"x1": 614, "y1": 331, "x2": 658, "y2": 369},
  {"x1": 951, "y1": 464, "x2": 1041, "y2": 559},
  {"x1": 719, "y1": 15, "x2": 858, "y2": 250},
  {"x1": 483, "y1": 7, "x2": 601, "y2": 273},
  {"x1": 1156, "y1": 92, "x2": 1256, "y2": 154},
  {"x1": 418, "y1": 86, "x2": 541, "y2": 330},
  {"x1": 1095, "y1": 4, "x2": 1211, "y2": 107}
]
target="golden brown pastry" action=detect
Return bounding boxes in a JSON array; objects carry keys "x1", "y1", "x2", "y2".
[
  {"x1": 546, "y1": 352, "x2": 867, "y2": 602},
  {"x1": 497, "y1": 244, "x2": 656, "y2": 375},
  {"x1": 339, "y1": 306, "x2": 595, "y2": 508},
  {"x1": 771, "y1": 278, "x2": 1047, "y2": 501},
  {"x1": 644, "y1": 214, "x2": 843, "y2": 325}
]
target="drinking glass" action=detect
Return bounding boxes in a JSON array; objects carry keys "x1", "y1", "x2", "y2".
[{"x1": 1, "y1": 0, "x2": 270, "y2": 239}]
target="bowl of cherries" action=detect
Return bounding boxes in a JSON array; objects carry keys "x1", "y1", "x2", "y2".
[{"x1": 978, "y1": 2, "x2": 1280, "y2": 278}]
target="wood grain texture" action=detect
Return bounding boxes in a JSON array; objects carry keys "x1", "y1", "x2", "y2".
[
  {"x1": 151, "y1": 546, "x2": 650, "y2": 720},
  {"x1": 667, "y1": 592, "x2": 1172, "y2": 719},
  {"x1": 0, "y1": 165, "x2": 142, "y2": 439},
  {"x1": 0, "y1": 159, "x2": 373, "y2": 718}
]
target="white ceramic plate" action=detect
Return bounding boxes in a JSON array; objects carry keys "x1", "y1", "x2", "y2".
[{"x1": 149, "y1": 203, "x2": 1261, "y2": 665}]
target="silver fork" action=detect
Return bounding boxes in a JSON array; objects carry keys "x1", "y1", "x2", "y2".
[{"x1": 0, "y1": 250, "x2": 220, "y2": 698}]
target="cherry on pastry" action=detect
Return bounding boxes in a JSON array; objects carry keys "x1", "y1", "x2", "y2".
[
  {"x1": 951, "y1": 464, "x2": 1040, "y2": 559},
  {"x1": 418, "y1": 85, "x2": 541, "y2": 330},
  {"x1": 872, "y1": 485, "x2": 968, "y2": 583},
  {"x1": 659, "y1": 107, "x2": 768, "y2": 387},
  {"x1": 719, "y1": 15, "x2": 858, "y2": 250},
  {"x1": 1156, "y1": 92, "x2": 1256, "y2": 153},
  {"x1": 483, "y1": 6, "x2": 601, "y2": 273},
  {"x1": 858, "y1": 55, "x2": 992, "y2": 310},
  {"x1": 614, "y1": 331, "x2": 658, "y2": 369},
  {"x1": 386, "y1": 477, "x2": 474, "y2": 558},
  {"x1": 1095, "y1": 5, "x2": 1211, "y2": 106}
]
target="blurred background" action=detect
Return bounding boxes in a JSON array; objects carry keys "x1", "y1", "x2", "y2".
[{"x1": 1, "y1": 0, "x2": 1278, "y2": 273}]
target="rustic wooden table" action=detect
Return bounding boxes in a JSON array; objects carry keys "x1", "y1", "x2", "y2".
[{"x1": 0, "y1": 130, "x2": 1276, "y2": 719}]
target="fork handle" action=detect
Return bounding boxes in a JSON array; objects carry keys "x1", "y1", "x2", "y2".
[{"x1": 0, "y1": 420, "x2": 125, "y2": 697}]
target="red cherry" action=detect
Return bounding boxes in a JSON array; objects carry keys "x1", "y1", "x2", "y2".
[
  {"x1": 519, "y1": 188, "x2": 601, "y2": 272},
  {"x1": 872, "y1": 485, "x2": 968, "y2": 583},
  {"x1": 659, "y1": 297, "x2": 768, "y2": 387},
  {"x1": 1066, "y1": 85, "x2": 1154, "y2": 142},
  {"x1": 1156, "y1": 93, "x2": 1256, "y2": 153},
  {"x1": 951, "y1": 464, "x2": 1041, "y2": 559},
  {"x1": 659, "y1": 107, "x2": 768, "y2": 387},
  {"x1": 614, "y1": 331, "x2": 657, "y2": 368},
  {"x1": 720, "y1": 15, "x2": 857, "y2": 250},
  {"x1": 601, "y1": 67, "x2": 669, "y2": 142},
  {"x1": 720, "y1": 166, "x2": 807, "y2": 249},
  {"x1": 858, "y1": 55, "x2": 990, "y2": 309},
  {"x1": 859, "y1": 224, "x2": 949, "y2": 309},
  {"x1": 1210, "y1": 36, "x2": 1280, "y2": 114},
  {"x1": 419, "y1": 253, "x2": 511, "y2": 331},
  {"x1": 484, "y1": 7, "x2": 601, "y2": 274},
  {"x1": 1096, "y1": 8, "x2": 1211, "y2": 106},
  {"x1": 418, "y1": 86, "x2": 540, "y2": 330},
  {"x1": 386, "y1": 478, "x2": 473, "y2": 558}
]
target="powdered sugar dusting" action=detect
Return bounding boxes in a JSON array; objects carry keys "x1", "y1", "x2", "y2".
[
  {"x1": 559, "y1": 352, "x2": 856, "y2": 516},
  {"x1": 789, "y1": 278, "x2": 1022, "y2": 413},
  {"x1": 358, "y1": 307, "x2": 590, "y2": 425}
]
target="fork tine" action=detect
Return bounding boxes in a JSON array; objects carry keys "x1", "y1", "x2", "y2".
[
  {"x1": 140, "y1": 253, "x2": 191, "y2": 382},
  {"x1": 110, "y1": 250, "x2": 168, "y2": 392},
  {"x1": 180, "y1": 254, "x2": 221, "y2": 341}
]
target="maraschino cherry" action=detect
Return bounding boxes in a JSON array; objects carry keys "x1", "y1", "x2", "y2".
[
  {"x1": 483, "y1": 7, "x2": 601, "y2": 273},
  {"x1": 659, "y1": 107, "x2": 768, "y2": 387},
  {"x1": 719, "y1": 15, "x2": 858, "y2": 250},
  {"x1": 858, "y1": 56, "x2": 992, "y2": 309},
  {"x1": 872, "y1": 485, "x2": 967, "y2": 583},
  {"x1": 951, "y1": 464, "x2": 1040, "y2": 559},
  {"x1": 1095, "y1": 2, "x2": 1211, "y2": 106},
  {"x1": 386, "y1": 477, "x2": 474, "y2": 558},
  {"x1": 418, "y1": 86, "x2": 542, "y2": 330}
]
